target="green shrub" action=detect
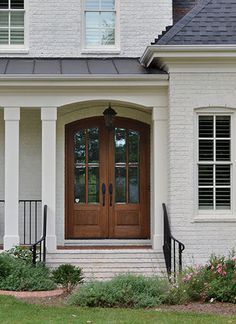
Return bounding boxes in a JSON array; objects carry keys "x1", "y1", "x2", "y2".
[
  {"x1": 69, "y1": 274, "x2": 169, "y2": 308},
  {"x1": 0, "y1": 254, "x2": 56, "y2": 291},
  {"x1": 52, "y1": 264, "x2": 83, "y2": 292},
  {"x1": 7, "y1": 246, "x2": 33, "y2": 264},
  {"x1": 173, "y1": 254, "x2": 236, "y2": 304}
]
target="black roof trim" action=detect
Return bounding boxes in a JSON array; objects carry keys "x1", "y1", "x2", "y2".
[{"x1": 0, "y1": 58, "x2": 166, "y2": 75}]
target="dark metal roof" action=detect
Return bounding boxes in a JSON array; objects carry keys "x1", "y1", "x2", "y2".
[
  {"x1": 155, "y1": 0, "x2": 236, "y2": 45},
  {"x1": 0, "y1": 58, "x2": 165, "y2": 75}
]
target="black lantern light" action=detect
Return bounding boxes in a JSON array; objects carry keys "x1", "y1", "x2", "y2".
[{"x1": 103, "y1": 103, "x2": 117, "y2": 129}]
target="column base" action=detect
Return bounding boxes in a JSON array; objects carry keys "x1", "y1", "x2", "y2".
[
  {"x1": 3, "y1": 235, "x2": 20, "y2": 251},
  {"x1": 152, "y1": 234, "x2": 164, "y2": 251},
  {"x1": 46, "y1": 235, "x2": 57, "y2": 253}
]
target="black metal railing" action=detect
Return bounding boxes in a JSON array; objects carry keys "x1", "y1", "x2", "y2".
[
  {"x1": 32, "y1": 205, "x2": 47, "y2": 265},
  {"x1": 19, "y1": 200, "x2": 42, "y2": 245},
  {"x1": 163, "y1": 203, "x2": 185, "y2": 279}
]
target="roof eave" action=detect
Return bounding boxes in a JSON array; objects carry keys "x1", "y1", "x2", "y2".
[{"x1": 141, "y1": 45, "x2": 236, "y2": 69}]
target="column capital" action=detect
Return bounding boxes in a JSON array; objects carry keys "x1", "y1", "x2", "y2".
[
  {"x1": 4, "y1": 107, "x2": 20, "y2": 121},
  {"x1": 152, "y1": 107, "x2": 168, "y2": 121},
  {"x1": 41, "y1": 107, "x2": 57, "y2": 121}
]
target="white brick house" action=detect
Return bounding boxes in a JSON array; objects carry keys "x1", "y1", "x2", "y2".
[{"x1": 0, "y1": 0, "x2": 235, "y2": 279}]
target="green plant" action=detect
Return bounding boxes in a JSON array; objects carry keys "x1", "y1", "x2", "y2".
[
  {"x1": 0, "y1": 254, "x2": 56, "y2": 291},
  {"x1": 179, "y1": 253, "x2": 236, "y2": 304},
  {"x1": 52, "y1": 264, "x2": 83, "y2": 292},
  {"x1": 7, "y1": 246, "x2": 33, "y2": 264},
  {"x1": 69, "y1": 274, "x2": 169, "y2": 308}
]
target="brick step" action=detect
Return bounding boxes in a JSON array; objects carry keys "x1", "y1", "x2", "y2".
[{"x1": 46, "y1": 250, "x2": 166, "y2": 281}]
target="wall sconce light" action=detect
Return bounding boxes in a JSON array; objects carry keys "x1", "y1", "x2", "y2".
[{"x1": 103, "y1": 103, "x2": 117, "y2": 129}]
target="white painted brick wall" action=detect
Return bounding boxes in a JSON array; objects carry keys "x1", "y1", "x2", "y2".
[
  {"x1": 169, "y1": 73, "x2": 236, "y2": 266},
  {"x1": 1, "y1": 0, "x2": 172, "y2": 57}
]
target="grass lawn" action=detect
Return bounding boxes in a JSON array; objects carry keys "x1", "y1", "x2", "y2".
[{"x1": 0, "y1": 296, "x2": 235, "y2": 324}]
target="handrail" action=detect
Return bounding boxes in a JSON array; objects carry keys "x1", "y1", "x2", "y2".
[
  {"x1": 162, "y1": 203, "x2": 185, "y2": 279},
  {"x1": 31, "y1": 205, "x2": 47, "y2": 265}
]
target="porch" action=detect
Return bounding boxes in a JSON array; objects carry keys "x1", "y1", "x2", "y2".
[{"x1": 0, "y1": 57, "x2": 174, "y2": 278}]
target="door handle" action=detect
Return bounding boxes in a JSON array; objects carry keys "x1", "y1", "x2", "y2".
[
  {"x1": 109, "y1": 183, "x2": 113, "y2": 207},
  {"x1": 102, "y1": 183, "x2": 106, "y2": 206}
]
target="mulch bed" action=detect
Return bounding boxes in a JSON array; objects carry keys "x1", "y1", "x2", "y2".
[
  {"x1": 158, "y1": 302, "x2": 236, "y2": 316},
  {"x1": 19, "y1": 294, "x2": 236, "y2": 315}
]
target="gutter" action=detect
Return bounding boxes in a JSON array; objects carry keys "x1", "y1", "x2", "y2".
[{"x1": 141, "y1": 45, "x2": 236, "y2": 67}]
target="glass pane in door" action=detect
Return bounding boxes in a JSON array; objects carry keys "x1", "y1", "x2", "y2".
[
  {"x1": 74, "y1": 127, "x2": 100, "y2": 204},
  {"x1": 115, "y1": 128, "x2": 140, "y2": 204}
]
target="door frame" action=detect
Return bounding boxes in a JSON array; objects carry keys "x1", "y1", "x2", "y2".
[{"x1": 65, "y1": 116, "x2": 150, "y2": 240}]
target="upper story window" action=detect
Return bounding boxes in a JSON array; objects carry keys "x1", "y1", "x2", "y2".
[
  {"x1": 0, "y1": 0, "x2": 25, "y2": 46},
  {"x1": 84, "y1": 0, "x2": 117, "y2": 50},
  {"x1": 198, "y1": 115, "x2": 232, "y2": 211}
]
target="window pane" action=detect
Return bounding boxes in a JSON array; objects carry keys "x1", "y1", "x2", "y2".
[
  {"x1": 10, "y1": 11, "x2": 24, "y2": 27},
  {"x1": 101, "y1": 28, "x2": 115, "y2": 45},
  {"x1": 86, "y1": 29, "x2": 101, "y2": 46},
  {"x1": 0, "y1": 29, "x2": 8, "y2": 44},
  {"x1": 216, "y1": 140, "x2": 230, "y2": 161},
  {"x1": 101, "y1": 0, "x2": 115, "y2": 10},
  {"x1": 216, "y1": 188, "x2": 231, "y2": 210},
  {"x1": 86, "y1": 12, "x2": 100, "y2": 28},
  {"x1": 129, "y1": 167, "x2": 139, "y2": 203},
  {"x1": 115, "y1": 128, "x2": 126, "y2": 163},
  {"x1": 199, "y1": 116, "x2": 213, "y2": 138},
  {"x1": 10, "y1": 0, "x2": 24, "y2": 9},
  {"x1": 88, "y1": 167, "x2": 99, "y2": 203},
  {"x1": 115, "y1": 167, "x2": 126, "y2": 203},
  {"x1": 216, "y1": 165, "x2": 231, "y2": 186},
  {"x1": 75, "y1": 167, "x2": 86, "y2": 204},
  {"x1": 216, "y1": 116, "x2": 230, "y2": 138},
  {"x1": 0, "y1": 0, "x2": 9, "y2": 9},
  {"x1": 198, "y1": 165, "x2": 213, "y2": 186},
  {"x1": 74, "y1": 130, "x2": 86, "y2": 164},
  {"x1": 199, "y1": 188, "x2": 213, "y2": 210},
  {"x1": 129, "y1": 130, "x2": 140, "y2": 163},
  {"x1": 85, "y1": 0, "x2": 99, "y2": 10},
  {"x1": 88, "y1": 128, "x2": 99, "y2": 163},
  {"x1": 0, "y1": 12, "x2": 9, "y2": 27},
  {"x1": 10, "y1": 28, "x2": 24, "y2": 44},
  {"x1": 199, "y1": 140, "x2": 213, "y2": 161},
  {"x1": 101, "y1": 12, "x2": 115, "y2": 28}
]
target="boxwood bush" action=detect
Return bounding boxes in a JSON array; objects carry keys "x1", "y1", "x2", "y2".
[
  {"x1": 69, "y1": 274, "x2": 169, "y2": 308},
  {"x1": 0, "y1": 253, "x2": 56, "y2": 291}
]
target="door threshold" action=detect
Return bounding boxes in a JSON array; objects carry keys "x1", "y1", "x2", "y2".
[{"x1": 63, "y1": 239, "x2": 152, "y2": 247}]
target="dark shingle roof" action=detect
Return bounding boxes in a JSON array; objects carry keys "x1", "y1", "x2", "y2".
[
  {"x1": 155, "y1": 0, "x2": 236, "y2": 45},
  {"x1": 0, "y1": 58, "x2": 165, "y2": 75}
]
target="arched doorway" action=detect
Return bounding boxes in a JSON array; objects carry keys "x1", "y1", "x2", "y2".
[{"x1": 65, "y1": 116, "x2": 150, "y2": 239}]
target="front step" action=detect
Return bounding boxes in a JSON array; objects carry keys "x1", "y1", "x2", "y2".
[{"x1": 46, "y1": 249, "x2": 167, "y2": 281}]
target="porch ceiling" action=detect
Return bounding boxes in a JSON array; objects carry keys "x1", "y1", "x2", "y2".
[{"x1": 0, "y1": 58, "x2": 166, "y2": 76}]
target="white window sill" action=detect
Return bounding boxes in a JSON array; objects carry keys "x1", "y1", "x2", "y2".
[
  {"x1": 193, "y1": 216, "x2": 236, "y2": 223},
  {"x1": 0, "y1": 48, "x2": 29, "y2": 54},
  {"x1": 81, "y1": 48, "x2": 121, "y2": 55}
]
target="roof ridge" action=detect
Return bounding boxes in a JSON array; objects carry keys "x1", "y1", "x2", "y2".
[{"x1": 156, "y1": 0, "x2": 213, "y2": 45}]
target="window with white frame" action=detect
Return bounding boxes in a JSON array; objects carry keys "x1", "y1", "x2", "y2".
[
  {"x1": 198, "y1": 115, "x2": 232, "y2": 211},
  {"x1": 84, "y1": 0, "x2": 116, "y2": 48},
  {"x1": 0, "y1": 0, "x2": 25, "y2": 46}
]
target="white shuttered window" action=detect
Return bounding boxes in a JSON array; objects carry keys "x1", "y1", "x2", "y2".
[
  {"x1": 0, "y1": 0, "x2": 24, "y2": 45},
  {"x1": 198, "y1": 115, "x2": 232, "y2": 211},
  {"x1": 84, "y1": 0, "x2": 116, "y2": 48}
]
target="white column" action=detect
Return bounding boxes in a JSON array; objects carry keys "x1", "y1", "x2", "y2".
[
  {"x1": 152, "y1": 107, "x2": 168, "y2": 251},
  {"x1": 4, "y1": 107, "x2": 20, "y2": 250},
  {"x1": 41, "y1": 107, "x2": 57, "y2": 252}
]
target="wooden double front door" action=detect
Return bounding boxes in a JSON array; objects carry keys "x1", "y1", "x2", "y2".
[{"x1": 65, "y1": 117, "x2": 150, "y2": 239}]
